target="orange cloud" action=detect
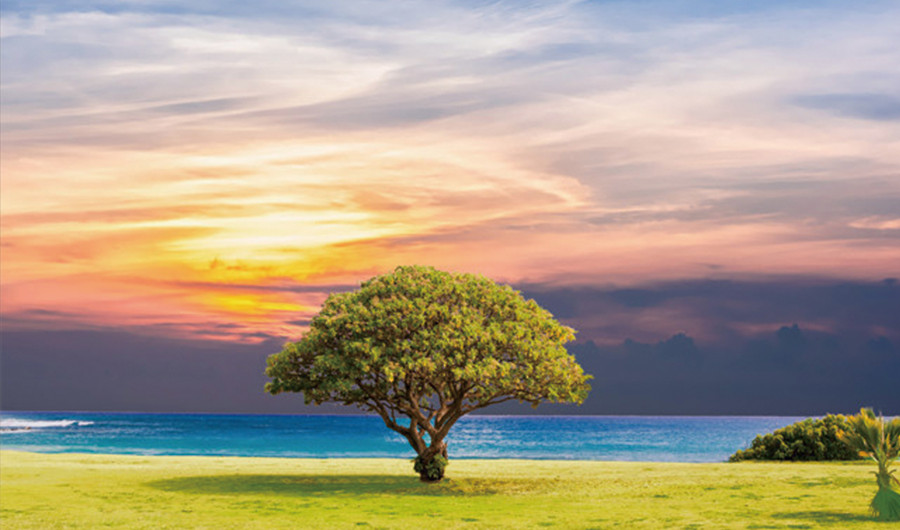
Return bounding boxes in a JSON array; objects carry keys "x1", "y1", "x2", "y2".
[{"x1": 2, "y1": 1, "x2": 898, "y2": 342}]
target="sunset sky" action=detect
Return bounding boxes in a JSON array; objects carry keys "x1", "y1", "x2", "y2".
[{"x1": 2, "y1": 1, "x2": 898, "y2": 414}]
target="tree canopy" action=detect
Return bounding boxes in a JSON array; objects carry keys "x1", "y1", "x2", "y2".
[{"x1": 266, "y1": 265, "x2": 591, "y2": 480}]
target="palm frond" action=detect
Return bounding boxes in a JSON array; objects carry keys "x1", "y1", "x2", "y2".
[{"x1": 837, "y1": 408, "x2": 900, "y2": 521}]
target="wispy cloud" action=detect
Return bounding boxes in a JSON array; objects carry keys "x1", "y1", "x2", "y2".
[
  {"x1": 793, "y1": 93, "x2": 900, "y2": 121},
  {"x1": 2, "y1": 0, "x2": 899, "y2": 341}
]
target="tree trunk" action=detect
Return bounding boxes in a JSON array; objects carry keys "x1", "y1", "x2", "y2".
[{"x1": 414, "y1": 440, "x2": 449, "y2": 482}]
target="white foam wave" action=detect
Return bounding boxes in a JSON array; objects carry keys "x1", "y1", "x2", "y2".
[{"x1": 0, "y1": 418, "x2": 94, "y2": 429}]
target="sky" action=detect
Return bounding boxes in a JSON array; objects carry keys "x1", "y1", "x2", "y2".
[{"x1": 2, "y1": 0, "x2": 899, "y2": 415}]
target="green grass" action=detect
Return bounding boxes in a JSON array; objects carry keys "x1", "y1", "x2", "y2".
[{"x1": 0, "y1": 450, "x2": 889, "y2": 529}]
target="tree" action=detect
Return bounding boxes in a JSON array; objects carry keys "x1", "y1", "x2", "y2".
[
  {"x1": 837, "y1": 408, "x2": 900, "y2": 521},
  {"x1": 266, "y1": 265, "x2": 591, "y2": 481}
]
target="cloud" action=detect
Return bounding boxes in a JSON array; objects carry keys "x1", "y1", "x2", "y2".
[
  {"x1": 4, "y1": 316, "x2": 897, "y2": 415},
  {"x1": 794, "y1": 93, "x2": 900, "y2": 121},
  {"x1": 552, "y1": 327, "x2": 900, "y2": 416},
  {"x1": 3, "y1": 276, "x2": 897, "y2": 414},
  {"x1": 2, "y1": 0, "x2": 899, "y2": 345},
  {"x1": 169, "y1": 279, "x2": 358, "y2": 295},
  {"x1": 517, "y1": 276, "x2": 900, "y2": 414},
  {"x1": 520, "y1": 277, "x2": 900, "y2": 348},
  {"x1": 0, "y1": 327, "x2": 346, "y2": 414}
]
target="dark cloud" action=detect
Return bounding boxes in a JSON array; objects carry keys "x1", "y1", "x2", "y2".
[
  {"x1": 3, "y1": 277, "x2": 897, "y2": 415},
  {"x1": 794, "y1": 93, "x2": 900, "y2": 121},
  {"x1": 520, "y1": 277, "x2": 900, "y2": 346},
  {"x1": 489, "y1": 323, "x2": 899, "y2": 416},
  {"x1": 565, "y1": 326, "x2": 899, "y2": 416},
  {"x1": 504, "y1": 277, "x2": 900, "y2": 415},
  {"x1": 0, "y1": 329, "x2": 345, "y2": 414}
]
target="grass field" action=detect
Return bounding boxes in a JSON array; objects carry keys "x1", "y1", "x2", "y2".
[{"x1": 0, "y1": 450, "x2": 889, "y2": 529}]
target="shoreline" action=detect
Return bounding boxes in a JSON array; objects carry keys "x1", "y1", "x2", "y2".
[
  {"x1": 0, "y1": 413, "x2": 808, "y2": 463},
  {"x1": 1, "y1": 448, "x2": 732, "y2": 465}
]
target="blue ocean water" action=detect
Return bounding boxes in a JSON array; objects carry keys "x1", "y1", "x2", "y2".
[{"x1": 0, "y1": 412, "x2": 803, "y2": 463}]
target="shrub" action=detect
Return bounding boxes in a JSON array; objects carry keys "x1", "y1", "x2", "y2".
[
  {"x1": 837, "y1": 408, "x2": 900, "y2": 521},
  {"x1": 729, "y1": 415, "x2": 863, "y2": 462}
]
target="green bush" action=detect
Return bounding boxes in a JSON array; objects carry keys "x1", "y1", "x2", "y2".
[{"x1": 730, "y1": 415, "x2": 863, "y2": 462}]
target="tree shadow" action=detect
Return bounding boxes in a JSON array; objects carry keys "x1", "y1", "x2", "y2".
[
  {"x1": 146, "y1": 474, "x2": 504, "y2": 497},
  {"x1": 772, "y1": 511, "x2": 873, "y2": 524}
]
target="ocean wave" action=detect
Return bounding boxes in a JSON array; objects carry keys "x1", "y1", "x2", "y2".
[{"x1": 0, "y1": 418, "x2": 95, "y2": 430}]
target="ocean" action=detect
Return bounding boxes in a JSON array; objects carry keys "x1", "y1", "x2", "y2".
[{"x1": 0, "y1": 412, "x2": 803, "y2": 463}]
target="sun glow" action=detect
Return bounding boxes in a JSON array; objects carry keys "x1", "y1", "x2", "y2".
[{"x1": 2, "y1": 1, "x2": 898, "y2": 343}]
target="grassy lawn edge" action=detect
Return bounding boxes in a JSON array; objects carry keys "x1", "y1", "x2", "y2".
[{"x1": 0, "y1": 450, "x2": 886, "y2": 529}]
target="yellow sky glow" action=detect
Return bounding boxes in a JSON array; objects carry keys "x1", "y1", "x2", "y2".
[{"x1": 2, "y1": 1, "x2": 898, "y2": 343}]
